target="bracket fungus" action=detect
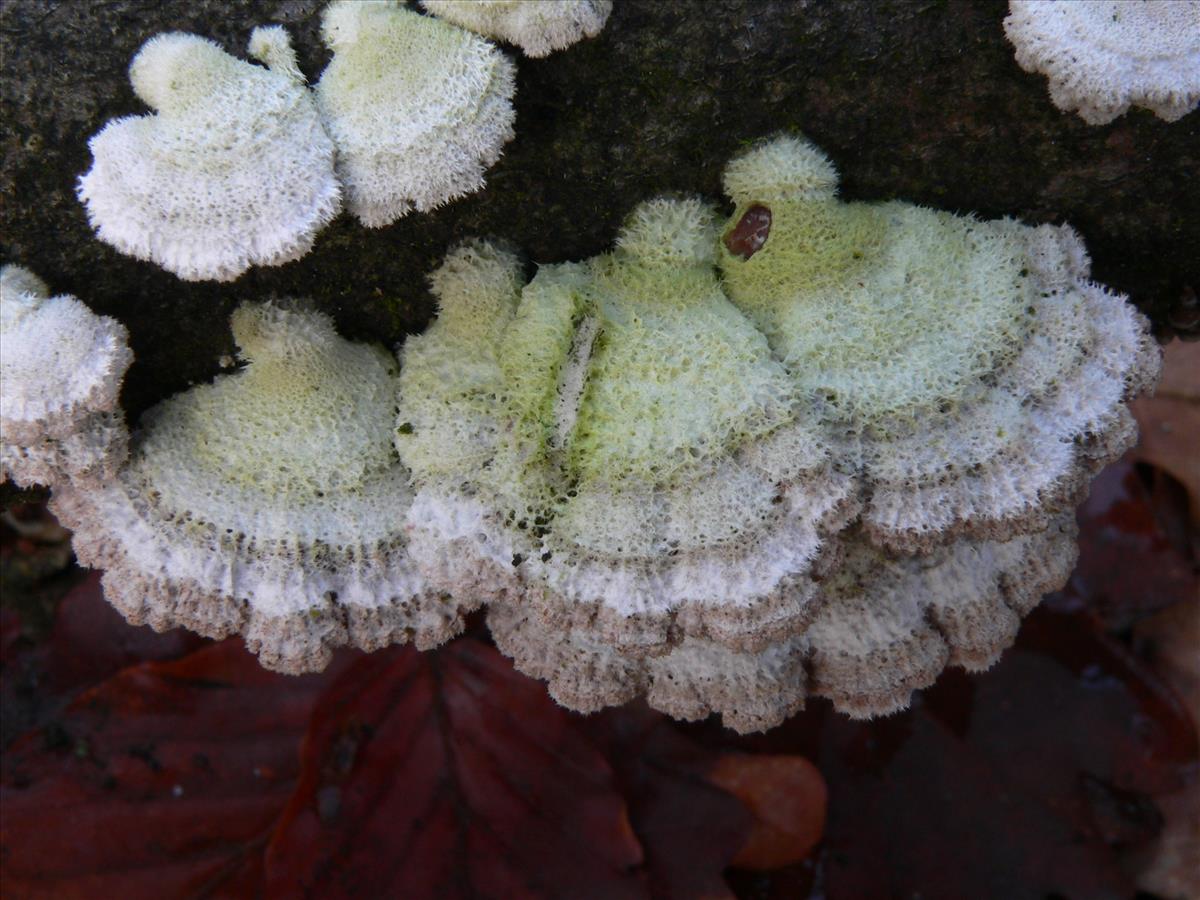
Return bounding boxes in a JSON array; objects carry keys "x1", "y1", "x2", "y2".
[
  {"x1": 1004, "y1": 0, "x2": 1200, "y2": 124},
  {"x1": 717, "y1": 134, "x2": 1162, "y2": 555},
  {"x1": 490, "y1": 518, "x2": 1078, "y2": 732},
  {"x1": 1, "y1": 265, "x2": 132, "y2": 488},
  {"x1": 49, "y1": 302, "x2": 460, "y2": 674},
  {"x1": 77, "y1": 28, "x2": 341, "y2": 282},
  {"x1": 315, "y1": 0, "x2": 517, "y2": 227},
  {"x1": 396, "y1": 200, "x2": 858, "y2": 661},
  {"x1": 397, "y1": 137, "x2": 1159, "y2": 731},
  {"x1": 420, "y1": 0, "x2": 613, "y2": 57}
]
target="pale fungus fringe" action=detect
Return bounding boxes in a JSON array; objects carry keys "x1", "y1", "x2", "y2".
[
  {"x1": 421, "y1": 0, "x2": 613, "y2": 57},
  {"x1": 1, "y1": 265, "x2": 132, "y2": 487},
  {"x1": 315, "y1": 0, "x2": 517, "y2": 227},
  {"x1": 49, "y1": 303, "x2": 463, "y2": 674},
  {"x1": 78, "y1": 28, "x2": 341, "y2": 281},
  {"x1": 1004, "y1": 0, "x2": 1200, "y2": 124}
]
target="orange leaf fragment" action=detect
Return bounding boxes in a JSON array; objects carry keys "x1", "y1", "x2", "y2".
[
  {"x1": 1131, "y1": 341, "x2": 1200, "y2": 525},
  {"x1": 707, "y1": 753, "x2": 827, "y2": 870}
]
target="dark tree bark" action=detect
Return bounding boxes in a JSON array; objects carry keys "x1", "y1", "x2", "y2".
[{"x1": 2, "y1": 0, "x2": 1197, "y2": 426}]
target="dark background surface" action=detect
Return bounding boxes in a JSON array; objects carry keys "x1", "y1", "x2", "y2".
[
  {"x1": 2, "y1": 0, "x2": 1197, "y2": 424},
  {"x1": 2, "y1": 5, "x2": 1199, "y2": 894}
]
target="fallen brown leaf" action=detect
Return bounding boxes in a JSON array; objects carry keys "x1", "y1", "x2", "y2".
[
  {"x1": 707, "y1": 754, "x2": 826, "y2": 870},
  {"x1": 1131, "y1": 341, "x2": 1200, "y2": 524}
]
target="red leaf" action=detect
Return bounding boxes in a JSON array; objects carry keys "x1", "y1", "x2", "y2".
[
  {"x1": 1, "y1": 640, "x2": 350, "y2": 900},
  {"x1": 0, "y1": 607, "x2": 20, "y2": 667},
  {"x1": 1067, "y1": 459, "x2": 1198, "y2": 627},
  {"x1": 263, "y1": 639, "x2": 647, "y2": 899},
  {"x1": 812, "y1": 604, "x2": 1198, "y2": 900},
  {"x1": 1130, "y1": 341, "x2": 1200, "y2": 525},
  {"x1": 1131, "y1": 598, "x2": 1200, "y2": 899},
  {"x1": 47, "y1": 571, "x2": 208, "y2": 693},
  {"x1": 1, "y1": 570, "x2": 208, "y2": 750},
  {"x1": 583, "y1": 705, "x2": 753, "y2": 899}
]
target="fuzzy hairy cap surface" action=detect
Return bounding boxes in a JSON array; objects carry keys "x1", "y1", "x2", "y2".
[
  {"x1": 420, "y1": 0, "x2": 613, "y2": 57},
  {"x1": 489, "y1": 517, "x2": 1078, "y2": 732},
  {"x1": 716, "y1": 133, "x2": 1160, "y2": 552},
  {"x1": 1004, "y1": 0, "x2": 1200, "y2": 124},
  {"x1": 722, "y1": 134, "x2": 840, "y2": 205},
  {"x1": 719, "y1": 135, "x2": 1031, "y2": 425},
  {"x1": 78, "y1": 28, "x2": 340, "y2": 282},
  {"x1": 50, "y1": 302, "x2": 464, "y2": 673},
  {"x1": 144, "y1": 301, "x2": 401, "y2": 499},
  {"x1": 396, "y1": 210, "x2": 852, "y2": 650},
  {"x1": 0, "y1": 265, "x2": 132, "y2": 487},
  {"x1": 315, "y1": 0, "x2": 516, "y2": 227}
]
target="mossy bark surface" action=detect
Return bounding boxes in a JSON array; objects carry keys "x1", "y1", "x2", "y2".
[{"x1": 2, "y1": 0, "x2": 1196, "y2": 427}]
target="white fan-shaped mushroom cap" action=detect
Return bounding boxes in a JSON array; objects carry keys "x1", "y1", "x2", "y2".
[
  {"x1": 490, "y1": 517, "x2": 1078, "y2": 732},
  {"x1": 49, "y1": 302, "x2": 461, "y2": 674},
  {"x1": 314, "y1": 0, "x2": 517, "y2": 227},
  {"x1": 718, "y1": 134, "x2": 1161, "y2": 553},
  {"x1": 397, "y1": 201, "x2": 858, "y2": 658},
  {"x1": 1004, "y1": 0, "x2": 1200, "y2": 124},
  {"x1": 1, "y1": 264, "x2": 132, "y2": 487},
  {"x1": 420, "y1": 0, "x2": 613, "y2": 57},
  {"x1": 78, "y1": 28, "x2": 341, "y2": 282},
  {"x1": 722, "y1": 134, "x2": 840, "y2": 205}
]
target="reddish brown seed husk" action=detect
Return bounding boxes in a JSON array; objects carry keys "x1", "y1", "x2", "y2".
[{"x1": 724, "y1": 205, "x2": 772, "y2": 259}]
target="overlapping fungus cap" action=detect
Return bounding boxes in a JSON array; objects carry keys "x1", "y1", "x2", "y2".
[
  {"x1": 421, "y1": 0, "x2": 613, "y2": 57},
  {"x1": 315, "y1": 0, "x2": 517, "y2": 227},
  {"x1": 1004, "y1": 0, "x2": 1200, "y2": 124},
  {"x1": 489, "y1": 516, "x2": 1078, "y2": 732},
  {"x1": 718, "y1": 134, "x2": 1161, "y2": 553},
  {"x1": 397, "y1": 198, "x2": 857, "y2": 659},
  {"x1": 49, "y1": 302, "x2": 457, "y2": 674},
  {"x1": 78, "y1": 27, "x2": 340, "y2": 281},
  {"x1": 0, "y1": 264, "x2": 132, "y2": 487}
]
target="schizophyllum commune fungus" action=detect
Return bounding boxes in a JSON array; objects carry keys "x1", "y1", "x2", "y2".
[
  {"x1": 39, "y1": 128, "x2": 1162, "y2": 730},
  {"x1": 49, "y1": 303, "x2": 467, "y2": 674},
  {"x1": 718, "y1": 135, "x2": 1162, "y2": 555},
  {"x1": 398, "y1": 135, "x2": 1158, "y2": 730},
  {"x1": 0, "y1": 265, "x2": 132, "y2": 488},
  {"x1": 490, "y1": 520, "x2": 1078, "y2": 731},
  {"x1": 1004, "y1": 0, "x2": 1200, "y2": 124},
  {"x1": 421, "y1": 0, "x2": 613, "y2": 57},
  {"x1": 77, "y1": 28, "x2": 341, "y2": 282},
  {"x1": 315, "y1": 0, "x2": 517, "y2": 227},
  {"x1": 395, "y1": 203, "x2": 858, "y2": 657}
]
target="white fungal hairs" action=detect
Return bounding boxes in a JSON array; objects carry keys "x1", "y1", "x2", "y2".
[
  {"x1": 78, "y1": 28, "x2": 341, "y2": 281},
  {"x1": 421, "y1": 0, "x2": 613, "y2": 57},
  {"x1": 396, "y1": 203, "x2": 859, "y2": 659},
  {"x1": 490, "y1": 518, "x2": 1079, "y2": 733},
  {"x1": 1004, "y1": 0, "x2": 1200, "y2": 124},
  {"x1": 717, "y1": 135, "x2": 1162, "y2": 554},
  {"x1": 399, "y1": 137, "x2": 1159, "y2": 730},
  {"x1": 48, "y1": 302, "x2": 473, "y2": 675},
  {"x1": 1, "y1": 265, "x2": 132, "y2": 487},
  {"x1": 315, "y1": 0, "x2": 517, "y2": 227}
]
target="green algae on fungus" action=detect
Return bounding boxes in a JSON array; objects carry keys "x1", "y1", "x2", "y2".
[
  {"x1": 396, "y1": 198, "x2": 857, "y2": 660},
  {"x1": 717, "y1": 134, "x2": 1162, "y2": 554},
  {"x1": 399, "y1": 135, "x2": 1159, "y2": 730},
  {"x1": 39, "y1": 125, "x2": 1164, "y2": 733},
  {"x1": 315, "y1": 0, "x2": 516, "y2": 228},
  {"x1": 50, "y1": 302, "x2": 465, "y2": 675}
]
